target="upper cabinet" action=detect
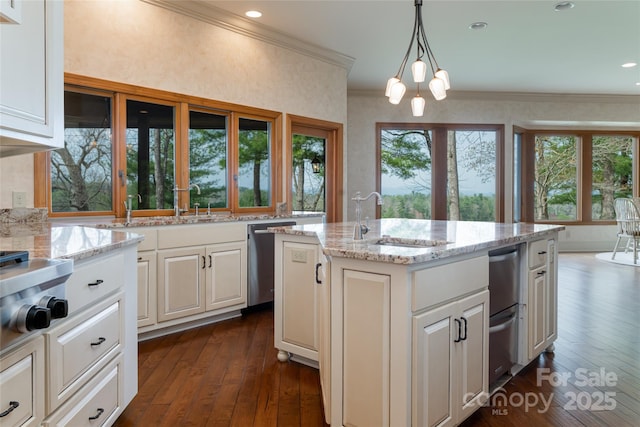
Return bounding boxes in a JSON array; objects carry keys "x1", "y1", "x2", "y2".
[{"x1": 0, "y1": 0, "x2": 63, "y2": 157}]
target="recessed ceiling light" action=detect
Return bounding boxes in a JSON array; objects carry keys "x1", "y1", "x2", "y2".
[
  {"x1": 469, "y1": 22, "x2": 488, "y2": 30},
  {"x1": 636, "y1": 82, "x2": 640, "y2": 86},
  {"x1": 245, "y1": 10, "x2": 262, "y2": 18},
  {"x1": 554, "y1": 2, "x2": 575, "y2": 12},
  {"x1": 621, "y1": 62, "x2": 637, "y2": 68}
]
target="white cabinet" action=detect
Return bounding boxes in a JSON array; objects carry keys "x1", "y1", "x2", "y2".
[
  {"x1": 157, "y1": 247, "x2": 206, "y2": 321},
  {"x1": 316, "y1": 253, "x2": 331, "y2": 422},
  {"x1": 274, "y1": 237, "x2": 322, "y2": 364},
  {"x1": 137, "y1": 251, "x2": 157, "y2": 327},
  {"x1": 0, "y1": 336, "x2": 44, "y2": 427},
  {"x1": 205, "y1": 241, "x2": 246, "y2": 312},
  {"x1": 155, "y1": 223, "x2": 247, "y2": 325},
  {"x1": 413, "y1": 290, "x2": 489, "y2": 427},
  {"x1": 0, "y1": 0, "x2": 63, "y2": 156},
  {"x1": 525, "y1": 239, "x2": 557, "y2": 361}
]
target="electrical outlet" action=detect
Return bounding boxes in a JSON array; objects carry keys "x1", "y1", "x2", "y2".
[
  {"x1": 12, "y1": 191, "x2": 26, "y2": 208},
  {"x1": 291, "y1": 249, "x2": 308, "y2": 263}
]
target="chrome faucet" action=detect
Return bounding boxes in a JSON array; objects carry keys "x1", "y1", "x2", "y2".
[
  {"x1": 123, "y1": 194, "x2": 141, "y2": 224},
  {"x1": 352, "y1": 191, "x2": 383, "y2": 240},
  {"x1": 173, "y1": 183, "x2": 201, "y2": 217}
]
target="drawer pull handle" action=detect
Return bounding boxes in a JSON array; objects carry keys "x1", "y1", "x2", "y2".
[
  {"x1": 315, "y1": 263, "x2": 322, "y2": 284},
  {"x1": 209, "y1": 255, "x2": 212, "y2": 268},
  {"x1": 88, "y1": 408, "x2": 104, "y2": 421},
  {"x1": 88, "y1": 279, "x2": 104, "y2": 287},
  {"x1": 0, "y1": 401, "x2": 19, "y2": 417},
  {"x1": 537, "y1": 270, "x2": 546, "y2": 276},
  {"x1": 454, "y1": 318, "x2": 462, "y2": 343},
  {"x1": 538, "y1": 251, "x2": 547, "y2": 255},
  {"x1": 90, "y1": 337, "x2": 106, "y2": 347}
]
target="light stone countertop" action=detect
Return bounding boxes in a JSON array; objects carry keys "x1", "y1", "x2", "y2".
[
  {"x1": 269, "y1": 218, "x2": 565, "y2": 265},
  {"x1": 0, "y1": 223, "x2": 143, "y2": 262}
]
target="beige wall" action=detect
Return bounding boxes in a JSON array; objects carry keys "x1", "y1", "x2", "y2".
[{"x1": 0, "y1": 0, "x2": 348, "y2": 209}]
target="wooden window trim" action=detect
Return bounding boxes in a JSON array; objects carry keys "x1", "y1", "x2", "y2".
[
  {"x1": 519, "y1": 128, "x2": 640, "y2": 225},
  {"x1": 287, "y1": 114, "x2": 343, "y2": 223},
  {"x1": 35, "y1": 73, "x2": 283, "y2": 218}
]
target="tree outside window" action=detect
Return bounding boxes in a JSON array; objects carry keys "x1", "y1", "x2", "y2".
[{"x1": 591, "y1": 135, "x2": 633, "y2": 220}]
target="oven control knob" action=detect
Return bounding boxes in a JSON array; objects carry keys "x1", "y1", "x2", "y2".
[
  {"x1": 16, "y1": 305, "x2": 51, "y2": 332},
  {"x1": 39, "y1": 296, "x2": 69, "y2": 319}
]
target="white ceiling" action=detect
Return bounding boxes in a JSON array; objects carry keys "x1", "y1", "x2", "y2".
[{"x1": 159, "y1": 1, "x2": 640, "y2": 96}]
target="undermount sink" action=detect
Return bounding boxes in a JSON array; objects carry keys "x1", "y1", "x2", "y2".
[{"x1": 369, "y1": 236, "x2": 451, "y2": 248}]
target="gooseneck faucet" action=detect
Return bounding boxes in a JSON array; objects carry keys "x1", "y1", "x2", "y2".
[
  {"x1": 352, "y1": 191, "x2": 383, "y2": 240},
  {"x1": 173, "y1": 183, "x2": 201, "y2": 217}
]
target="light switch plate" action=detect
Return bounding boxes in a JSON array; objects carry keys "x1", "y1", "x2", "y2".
[{"x1": 12, "y1": 191, "x2": 26, "y2": 208}]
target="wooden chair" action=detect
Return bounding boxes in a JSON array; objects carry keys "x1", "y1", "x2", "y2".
[{"x1": 612, "y1": 198, "x2": 640, "y2": 264}]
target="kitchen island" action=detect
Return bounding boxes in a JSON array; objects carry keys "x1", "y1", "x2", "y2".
[{"x1": 271, "y1": 218, "x2": 563, "y2": 427}]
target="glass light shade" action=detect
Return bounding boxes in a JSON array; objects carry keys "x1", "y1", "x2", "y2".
[
  {"x1": 429, "y1": 77, "x2": 447, "y2": 101},
  {"x1": 411, "y1": 60, "x2": 427, "y2": 83},
  {"x1": 435, "y1": 68, "x2": 450, "y2": 90},
  {"x1": 411, "y1": 94, "x2": 426, "y2": 116},
  {"x1": 388, "y1": 81, "x2": 406, "y2": 104},
  {"x1": 385, "y1": 77, "x2": 400, "y2": 97}
]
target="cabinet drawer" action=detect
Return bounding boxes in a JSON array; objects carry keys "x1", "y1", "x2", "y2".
[
  {"x1": 43, "y1": 356, "x2": 122, "y2": 427},
  {"x1": 528, "y1": 239, "x2": 548, "y2": 269},
  {"x1": 157, "y1": 223, "x2": 246, "y2": 249},
  {"x1": 412, "y1": 255, "x2": 488, "y2": 312},
  {"x1": 0, "y1": 337, "x2": 44, "y2": 427},
  {"x1": 65, "y1": 251, "x2": 124, "y2": 314},
  {"x1": 46, "y1": 294, "x2": 122, "y2": 411}
]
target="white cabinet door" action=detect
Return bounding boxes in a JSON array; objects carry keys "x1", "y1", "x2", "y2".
[
  {"x1": 157, "y1": 247, "x2": 206, "y2": 322},
  {"x1": 528, "y1": 265, "x2": 547, "y2": 359},
  {"x1": 457, "y1": 290, "x2": 489, "y2": 422},
  {"x1": 137, "y1": 251, "x2": 157, "y2": 327},
  {"x1": 413, "y1": 302, "x2": 456, "y2": 427},
  {"x1": 545, "y1": 240, "x2": 558, "y2": 343},
  {"x1": 276, "y1": 241, "x2": 321, "y2": 361},
  {"x1": 413, "y1": 290, "x2": 489, "y2": 427},
  {"x1": 0, "y1": 336, "x2": 44, "y2": 427},
  {"x1": 0, "y1": 0, "x2": 63, "y2": 155},
  {"x1": 205, "y1": 241, "x2": 246, "y2": 311}
]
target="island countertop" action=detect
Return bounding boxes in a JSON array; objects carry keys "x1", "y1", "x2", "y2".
[
  {"x1": 270, "y1": 218, "x2": 564, "y2": 264},
  {"x1": 0, "y1": 222, "x2": 143, "y2": 262}
]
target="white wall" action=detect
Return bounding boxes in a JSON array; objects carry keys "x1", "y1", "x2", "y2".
[
  {"x1": 346, "y1": 91, "x2": 640, "y2": 250},
  {"x1": 0, "y1": 0, "x2": 348, "y2": 209}
]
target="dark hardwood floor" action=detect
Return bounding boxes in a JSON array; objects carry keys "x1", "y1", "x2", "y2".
[{"x1": 114, "y1": 253, "x2": 640, "y2": 426}]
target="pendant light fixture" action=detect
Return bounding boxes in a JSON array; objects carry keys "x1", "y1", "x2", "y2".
[{"x1": 385, "y1": 0, "x2": 450, "y2": 116}]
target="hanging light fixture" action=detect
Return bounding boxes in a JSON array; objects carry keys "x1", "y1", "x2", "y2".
[
  {"x1": 311, "y1": 154, "x2": 323, "y2": 174},
  {"x1": 385, "y1": 0, "x2": 450, "y2": 116}
]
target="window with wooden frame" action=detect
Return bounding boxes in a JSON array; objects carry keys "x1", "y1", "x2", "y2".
[
  {"x1": 34, "y1": 74, "x2": 281, "y2": 218},
  {"x1": 515, "y1": 128, "x2": 639, "y2": 224},
  {"x1": 377, "y1": 123, "x2": 505, "y2": 222}
]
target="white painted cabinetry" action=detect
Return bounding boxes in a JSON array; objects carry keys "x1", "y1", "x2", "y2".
[
  {"x1": 0, "y1": 336, "x2": 45, "y2": 427},
  {"x1": 524, "y1": 238, "x2": 557, "y2": 361},
  {"x1": 42, "y1": 245, "x2": 137, "y2": 426},
  {"x1": 274, "y1": 236, "x2": 322, "y2": 365},
  {"x1": 0, "y1": 0, "x2": 63, "y2": 156}
]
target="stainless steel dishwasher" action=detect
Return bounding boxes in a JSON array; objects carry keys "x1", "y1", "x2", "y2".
[{"x1": 247, "y1": 221, "x2": 296, "y2": 307}]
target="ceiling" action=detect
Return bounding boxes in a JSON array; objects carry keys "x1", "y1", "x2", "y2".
[{"x1": 153, "y1": 1, "x2": 640, "y2": 96}]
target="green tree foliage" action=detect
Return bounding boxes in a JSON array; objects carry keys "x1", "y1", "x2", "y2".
[
  {"x1": 238, "y1": 126, "x2": 270, "y2": 207},
  {"x1": 292, "y1": 134, "x2": 325, "y2": 212},
  {"x1": 189, "y1": 128, "x2": 228, "y2": 208},
  {"x1": 534, "y1": 136, "x2": 577, "y2": 220}
]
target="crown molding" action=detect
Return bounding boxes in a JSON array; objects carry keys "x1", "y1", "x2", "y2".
[
  {"x1": 141, "y1": 0, "x2": 355, "y2": 71},
  {"x1": 348, "y1": 89, "x2": 640, "y2": 105}
]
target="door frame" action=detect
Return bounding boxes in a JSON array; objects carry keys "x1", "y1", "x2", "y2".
[{"x1": 287, "y1": 114, "x2": 343, "y2": 223}]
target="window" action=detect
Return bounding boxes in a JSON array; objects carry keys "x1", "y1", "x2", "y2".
[
  {"x1": 125, "y1": 98, "x2": 176, "y2": 211},
  {"x1": 534, "y1": 135, "x2": 578, "y2": 221},
  {"x1": 378, "y1": 123, "x2": 503, "y2": 221},
  {"x1": 379, "y1": 128, "x2": 432, "y2": 219},
  {"x1": 52, "y1": 90, "x2": 113, "y2": 213},
  {"x1": 188, "y1": 109, "x2": 228, "y2": 209},
  {"x1": 36, "y1": 76, "x2": 281, "y2": 218},
  {"x1": 518, "y1": 130, "x2": 639, "y2": 224},
  {"x1": 291, "y1": 133, "x2": 325, "y2": 213}
]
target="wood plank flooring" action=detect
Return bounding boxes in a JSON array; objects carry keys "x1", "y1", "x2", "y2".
[{"x1": 114, "y1": 253, "x2": 640, "y2": 426}]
